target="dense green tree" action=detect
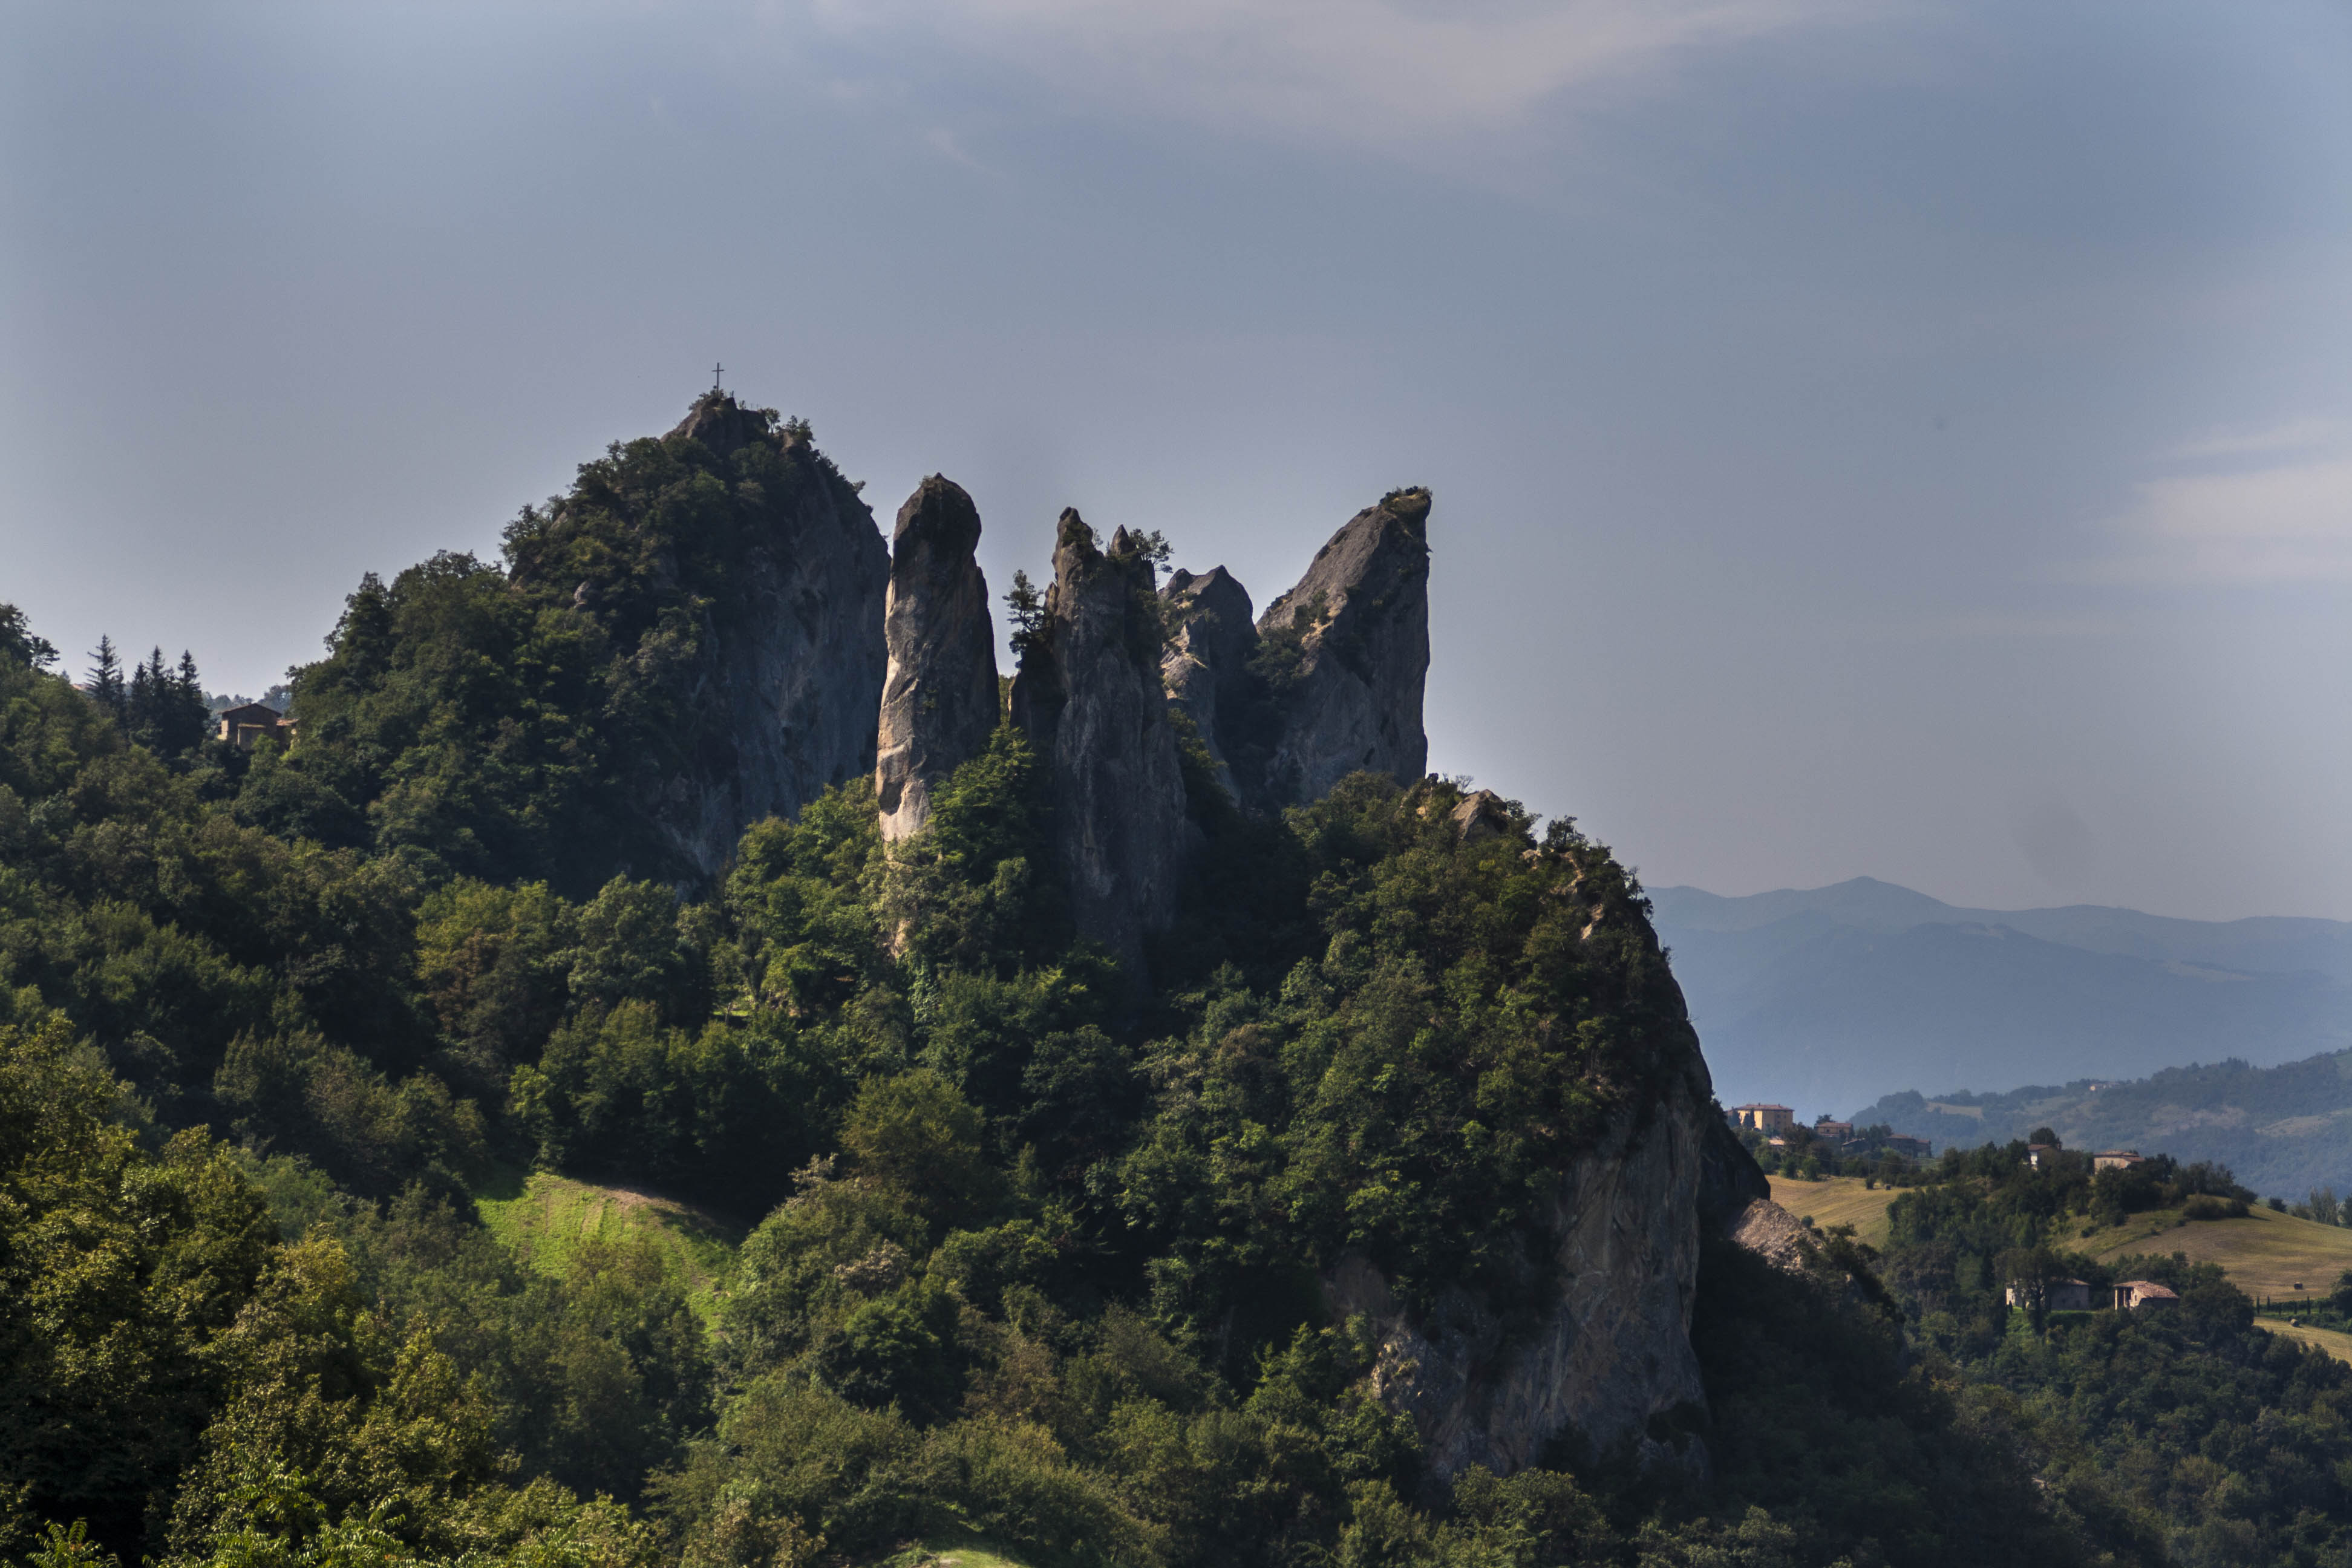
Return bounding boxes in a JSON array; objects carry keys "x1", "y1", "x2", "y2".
[{"x1": 0, "y1": 1015, "x2": 275, "y2": 1558}]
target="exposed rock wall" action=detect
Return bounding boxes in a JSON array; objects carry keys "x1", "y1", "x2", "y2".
[
  {"x1": 876, "y1": 477, "x2": 999, "y2": 841},
  {"x1": 1325, "y1": 975, "x2": 1767, "y2": 1485},
  {"x1": 1158, "y1": 565, "x2": 1256, "y2": 803},
  {"x1": 1255, "y1": 488, "x2": 1432, "y2": 807},
  {"x1": 633, "y1": 396, "x2": 889, "y2": 882},
  {"x1": 1009, "y1": 511, "x2": 1192, "y2": 967}
]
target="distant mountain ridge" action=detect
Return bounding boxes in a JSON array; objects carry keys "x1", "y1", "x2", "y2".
[
  {"x1": 1657, "y1": 876, "x2": 2352, "y2": 978},
  {"x1": 1848, "y1": 1052, "x2": 2352, "y2": 1200},
  {"x1": 1652, "y1": 877, "x2": 2352, "y2": 1120}
]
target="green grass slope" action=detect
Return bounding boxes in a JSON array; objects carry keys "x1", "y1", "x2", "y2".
[
  {"x1": 2259, "y1": 1316, "x2": 2352, "y2": 1366},
  {"x1": 866, "y1": 1534, "x2": 1036, "y2": 1568},
  {"x1": 474, "y1": 1166, "x2": 746, "y2": 1315},
  {"x1": 2071, "y1": 1200, "x2": 2352, "y2": 1301},
  {"x1": 1767, "y1": 1174, "x2": 1898, "y2": 1247}
]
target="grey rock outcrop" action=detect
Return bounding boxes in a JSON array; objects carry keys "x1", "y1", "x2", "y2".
[
  {"x1": 1325, "y1": 1059, "x2": 1724, "y2": 1482},
  {"x1": 877, "y1": 477, "x2": 999, "y2": 841},
  {"x1": 1010, "y1": 511, "x2": 1192, "y2": 968},
  {"x1": 1321, "y1": 831, "x2": 1770, "y2": 1485},
  {"x1": 1158, "y1": 566, "x2": 1256, "y2": 803},
  {"x1": 1723, "y1": 1198, "x2": 1816, "y2": 1276},
  {"x1": 1255, "y1": 488, "x2": 1431, "y2": 806},
  {"x1": 618, "y1": 394, "x2": 887, "y2": 883},
  {"x1": 1448, "y1": 788, "x2": 1512, "y2": 844}
]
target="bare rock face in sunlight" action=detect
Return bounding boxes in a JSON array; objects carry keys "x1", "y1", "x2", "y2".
[
  {"x1": 1158, "y1": 564, "x2": 1256, "y2": 803},
  {"x1": 1253, "y1": 488, "x2": 1431, "y2": 806},
  {"x1": 1011, "y1": 511, "x2": 1192, "y2": 968},
  {"x1": 633, "y1": 393, "x2": 888, "y2": 881},
  {"x1": 877, "y1": 475, "x2": 999, "y2": 842}
]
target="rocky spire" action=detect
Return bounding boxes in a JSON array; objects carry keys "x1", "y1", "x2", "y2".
[
  {"x1": 1253, "y1": 488, "x2": 1431, "y2": 806},
  {"x1": 876, "y1": 477, "x2": 999, "y2": 842},
  {"x1": 1010, "y1": 511, "x2": 1192, "y2": 969},
  {"x1": 1158, "y1": 565, "x2": 1256, "y2": 803}
]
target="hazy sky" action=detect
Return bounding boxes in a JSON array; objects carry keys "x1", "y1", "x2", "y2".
[{"x1": 5, "y1": 1, "x2": 2350, "y2": 920}]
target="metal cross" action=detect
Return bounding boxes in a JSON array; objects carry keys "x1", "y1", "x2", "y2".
[{"x1": 712, "y1": 361, "x2": 725, "y2": 392}]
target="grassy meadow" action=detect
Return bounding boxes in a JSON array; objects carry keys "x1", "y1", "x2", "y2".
[
  {"x1": 871, "y1": 1536, "x2": 1036, "y2": 1568},
  {"x1": 1768, "y1": 1174, "x2": 1900, "y2": 1247},
  {"x1": 474, "y1": 1166, "x2": 747, "y2": 1316},
  {"x1": 2071, "y1": 1201, "x2": 2352, "y2": 1301},
  {"x1": 2258, "y1": 1316, "x2": 2352, "y2": 1367}
]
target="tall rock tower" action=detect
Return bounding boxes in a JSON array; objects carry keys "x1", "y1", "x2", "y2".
[
  {"x1": 1253, "y1": 488, "x2": 1432, "y2": 807},
  {"x1": 524, "y1": 391, "x2": 890, "y2": 885},
  {"x1": 1009, "y1": 511, "x2": 1192, "y2": 968},
  {"x1": 1158, "y1": 565, "x2": 1256, "y2": 805},
  {"x1": 876, "y1": 477, "x2": 1000, "y2": 842}
]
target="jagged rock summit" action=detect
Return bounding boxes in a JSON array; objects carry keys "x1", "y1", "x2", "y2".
[
  {"x1": 1255, "y1": 486, "x2": 1431, "y2": 806},
  {"x1": 1008, "y1": 512, "x2": 1192, "y2": 969},
  {"x1": 1155, "y1": 489, "x2": 1432, "y2": 813},
  {"x1": 876, "y1": 476, "x2": 999, "y2": 842}
]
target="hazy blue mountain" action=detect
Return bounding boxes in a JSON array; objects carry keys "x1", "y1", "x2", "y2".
[{"x1": 1653, "y1": 877, "x2": 2352, "y2": 1119}]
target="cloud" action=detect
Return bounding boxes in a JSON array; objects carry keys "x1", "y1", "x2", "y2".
[
  {"x1": 2171, "y1": 417, "x2": 2350, "y2": 462},
  {"x1": 801, "y1": 0, "x2": 1890, "y2": 156},
  {"x1": 2080, "y1": 420, "x2": 2352, "y2": 586},
  {"x1": 1837, "y1": 609, "x2": 2126, "y2": 641}
]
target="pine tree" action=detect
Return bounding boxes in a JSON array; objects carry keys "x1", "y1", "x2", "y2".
[
  {"x1": 86, "y1": 636, "x2": 125, "y2": 720},
  {"x1": 167, "y1": 650, "x2": 208, "y2": 751}
]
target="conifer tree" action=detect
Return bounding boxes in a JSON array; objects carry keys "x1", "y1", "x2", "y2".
[{"x1": 85, "y1": 636, "x2": 125, "y2": 720}]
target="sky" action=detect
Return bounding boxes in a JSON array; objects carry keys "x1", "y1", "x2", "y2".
[{"x1": 4, "y1": 0, "x2": 2350, "y2": 921}]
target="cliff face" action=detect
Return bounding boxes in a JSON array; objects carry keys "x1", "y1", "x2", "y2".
[
  {"x1": 498, "y1": 393, "x2": 892, "y2": 886},
  {"x1": 876, "y1": 477, "x2": 999, "y2": 842},
  {"x1": 1009, "y1": 512, "x2": 1192, "y2": 965},
  {"x1": 645, "y1": 399, "x2": 889, "y2": 882},
  {"x1": 1325, "y1": 894, "x2": 1768, "y2": 1485},
  {"x1": 1255, "y1": 489, "x2": 1431, "y2": 806}
]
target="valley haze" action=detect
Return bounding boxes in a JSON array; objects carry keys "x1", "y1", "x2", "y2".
[{"x1": 1653, "y1": 875, "x2": 2352, "y2": 1117}]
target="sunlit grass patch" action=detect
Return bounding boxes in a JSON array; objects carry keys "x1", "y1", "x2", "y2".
[
  {"x1": 1768, "y1": 1174, "x2": 1900, "y2": 1248},
  {"x1": 867, "y1": 1529, "x2": 1035, "y2": 1567},
  {"x1": 2259, "y1": 1316, "x2": 2352, "y2": 1366},
  {"x1": 474, "y1": 1165, "x2": 746, "y2": 1316},
  {"x1": 2073, "y1": 1201, "x2": 2352, "y2": 1301}
]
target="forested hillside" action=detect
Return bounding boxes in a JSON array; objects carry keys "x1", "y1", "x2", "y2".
[
  {"x1": 1855, "y1": 1050, "x2": 2352, "y2": 1198},
  {"x1": 1859, "y1": 1140, "x2": 2352, "y2": 1566},
  {"x1": 0, "y1": 589, "x2": 2074, "y2": 1568},
  {"x1": 4, "y1": 407, "x2": 2346, "y2": 1568}
]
